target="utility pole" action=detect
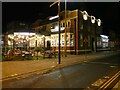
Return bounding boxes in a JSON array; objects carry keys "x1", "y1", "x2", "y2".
[
  {"x1": 58, "y1": 0, "x2": 61, "y2": 64},
  {"x1": 64, "y1": 0, "x2": 67, "y2": 57},
  {"x1": 50, "y1": 0, "x2": 61, "y2": 64}
]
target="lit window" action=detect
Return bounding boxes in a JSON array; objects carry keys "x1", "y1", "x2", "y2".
[
  {"x1": 67, "y1": 40, "x2": 69, "y2": 45},
  {"x1": 70, "y1": 40, "x2": 73, "y2": 46}
]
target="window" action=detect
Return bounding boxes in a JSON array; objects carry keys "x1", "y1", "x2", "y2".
[
  {"x1": 62, "y1": 23, "x2": 65, "y2": 27},
  {"x1": 51, "y1": 23, "x2": 58, "y2": 29},
  {"x1": 70, "y1": 39, "x2": 73, "y2": 46},
  {"x1": 67, "y1": 21, "x2": 71, "y2": 27},
  {"x1": 62, "y1": 41, "x2": 64, "y2": 45},
  {"x1": 70, "y1": 34, "x2": 73, "y2": 38},
  {"x1": 60, "y1": 23, "x2": 62, "y2": 27}
]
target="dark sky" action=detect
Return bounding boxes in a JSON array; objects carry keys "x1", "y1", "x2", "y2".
[{"x1": 2, "y1": 2, "x2": 119, "y2": 36}]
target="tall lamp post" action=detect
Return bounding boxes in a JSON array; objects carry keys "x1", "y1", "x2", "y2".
[
  {"x1": 82, "y1": 11, "x2": 88, "y2": 59},
  {"x1": 96, "y1": 19, "x2": 101, "y2": 51},
  {"x1": 91, "y1": 16, "x2": 96, "y2": 52},
  {"x1": 58, "y1": 0, "x2": 61, "y2": 64}
]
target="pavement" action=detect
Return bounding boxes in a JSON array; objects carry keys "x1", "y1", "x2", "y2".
[{"x1": 1, "y1": 50, "x2": 120, "y2": 81}]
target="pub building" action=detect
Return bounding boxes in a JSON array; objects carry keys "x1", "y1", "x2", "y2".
[{"x1": 32, "y1": 9, "x2": 104, "y2": 55}]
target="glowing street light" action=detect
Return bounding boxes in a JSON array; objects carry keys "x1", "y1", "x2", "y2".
[
  {"x1": 97, "y1": 19, "x2": 101, "y2": 26},
  {"x1": 82, "y1": 11, "x2": 89, "y2": 59},
  {"x1": 91, "y1": 16, "x2": 96, "y2": 24},
  {"x1": 82, "y1": 11, "x2": 88, "y2": 20}
]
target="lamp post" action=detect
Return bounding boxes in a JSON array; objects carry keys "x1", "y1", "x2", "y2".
[
  {"x1": 96, "y1": 19, "x2": 101, "y2": 52},
  {"x1": 91, "y1": 16, "x2": 96, "y2": 52},
  {"x1": 58, "y1": 0, "x2": 61, "y2": 64},
  {"x1": 35, "y1": 34, "x2": 38, "y2": 60},
  {"x1": 82, "y1": 11, "x2": 88, "y2": 60}
]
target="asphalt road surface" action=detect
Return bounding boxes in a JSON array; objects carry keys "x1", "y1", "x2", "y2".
[{"x1": 2, "y1": 53, "x2": 120, "y2": 89}]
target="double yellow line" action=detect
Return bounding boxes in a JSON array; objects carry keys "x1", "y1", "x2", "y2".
[{"x1": 99, "y1": 71, "x2": 120, "y2": 90}]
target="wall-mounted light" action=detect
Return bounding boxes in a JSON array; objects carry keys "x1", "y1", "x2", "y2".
[
  {"x1": 97, "y1": 19, "x2": 101, "y2": 26},
  {"x1": 100, "y1": 35, "x2": 108, "y2": 39},
  {"x1": 51, "y1": 26, "x2": 65, "y2": 32},
  {"x1": 91, "y1": 16, "x2": 96, "y2": 24},
  {"x1": 49, "y1": 15, "x2": 59, "y2": 20},
  {"x1": 82, "y1": 11, "x2": 88, "y2": 20}
]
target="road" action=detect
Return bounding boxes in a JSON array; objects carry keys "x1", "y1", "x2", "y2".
[{"x1": 2, "y1": 53, "x2": 120, "y2": 89}]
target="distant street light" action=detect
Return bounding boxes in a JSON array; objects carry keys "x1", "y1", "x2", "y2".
[
  {"x1": 91, "y1": 16, "x2": 96, "y2": 24},
  {"x1": 97, "y1": 19, "x2": 101, "y2": 26}
]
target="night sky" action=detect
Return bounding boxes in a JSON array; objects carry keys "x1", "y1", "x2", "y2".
[{"x1": 2, "y1": 2, "x2": 119, "y2": 37}]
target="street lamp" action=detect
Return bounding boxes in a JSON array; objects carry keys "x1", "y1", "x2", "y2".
[
  {"x1": 83, "y1": 11, "x2": 88, "y2": 21},
  {"x1": 91, "y1": 16, "x2": 96, "y2": 24},
  {"x1": 82, "y1": 11, "x2": 88, "y2": 59},
  {"x1": 97, "y1": 19, "x2": 101, "y2": 26},
  {"x1": 91, "y1": 16, "x2": 97, "y2": 52}
]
